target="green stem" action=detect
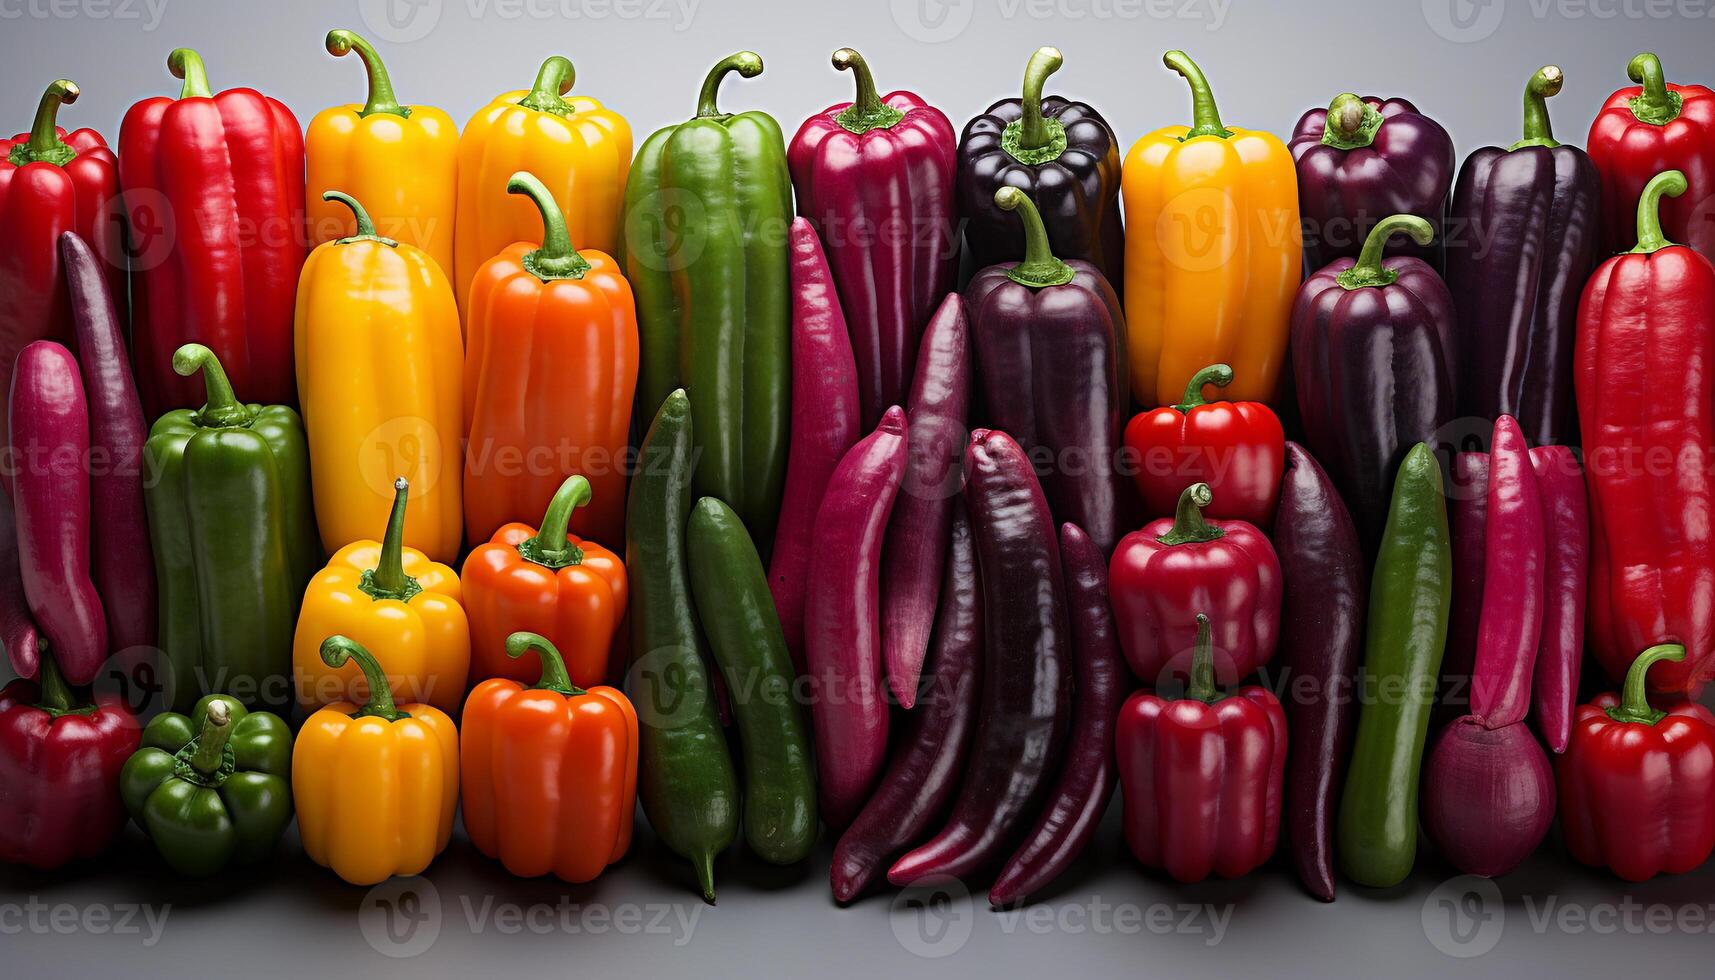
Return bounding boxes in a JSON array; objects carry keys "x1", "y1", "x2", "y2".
[
  {"x1": 326, "y1": 30, "x2": 409, "y2": 118},
  {"x1": 1183, "y1": 614, "x2": 1220, "y2": 703},
  {"x1": 1319, "y1": 93, "x2": 1381, "y2": 151},
  {"x1": 172, "y1": 343, "x2": 250, "y2": 428},
  {"x1": 505, "y1": 631, "x2": 585, "y2": 696},
  {"x1": 1605, "y1": 644, "x2": 1685, "y2": 726},
  {"x1": 320, "y1": 636, "x2": 410, "y2": 721},
  {"x1": 360, "y1": 478, "x2": 422, "y2": 602},
  {"x1": 1631, "y1": 170, "x2": 1686, "y2": 254},
  {"x1": 1512, "y1": 65, "x2": 1563, "y2": 150},
  {"x1": 1626, "y1": 52, "x2": 1682, "y2": 127},
  {"x1": 1336, "y1": 214, "x2": 1434, "y2": 290},
  {"x1": 1000, "y1": 48, "x2": 1068, "y2": 166},
  {"x1": 187, "y1": 699, "x2": 234, "y2": 775},
  {"x1": 996, "y1": 187, "x2": 1075, "y2": 288},
  {"x1": 1176, "y1": 364, "x2": 1233, "y2": 412},
  {"x1": 696, "y1": 51, "x2": 763, "y2": 118},
  {"x1": 832, "y1": 48, "x2": 904, "y2": 135},
  {"x1": 8, "y1": 80, "x2": 78, "y2": 167},
  {"x1": 33, "y1": 653, "x2": 74, "y2": 713},
  {"x1": 518, "y1": 475, "x2": 591, "y2": 569},
  {"x1": 1164, "y1": 50, "x2": 1232, "y2": 140},
  {"x1": 324, "y1": 190, "x2": 397, "y2": 247},
  {"x1": 508, "y1": 172, "x2": 590, "y2": 281},
  {"x1": 168, "y1": 48, "x2": 212, "y2": 100},
  {"x1": 1157, "y1": 483, "x2": 1225, "y2": 546},
  {"x1": 518, "y1": 55, "x2": 575, "y2": 117}
]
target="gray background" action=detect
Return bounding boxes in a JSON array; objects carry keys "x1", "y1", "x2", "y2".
[{"x1": 4, "y1": 0, "x2": 1715, "y2": 977}]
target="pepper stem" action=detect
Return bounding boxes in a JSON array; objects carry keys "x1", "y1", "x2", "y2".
[
  {"x1": 168, "y1": 48, "x2": 212, "y2": 100},
  {"x1": 1631, "y1": 170, "x2": 1686, "y2": 254},
  {"x1": 1606, "y1": 644, "x2": 1685, "y2": 726},
  {"x1": 324, "y1": 190, "x2": 397, "y2": 247},
  {"x1": 1512, "y1": 66, "x2": 1564, "y2": 150},
  {"x1": 505, "y1": 632, "x2": 585, "y2": 696},
  {"x1": 34, "y1": 653, "x2": 74, "y2": 713},
  {"x1": 1336, "y1": 214, "x2": 1434, "y2": 290},
  {"x1": 320, "y1": 636, "x2": 409, "y2": 721},
  {"x1": 1626, "y1": 52, "x2": 1682, "y2": 127},
  {"x1": 172, "y1": 343, "x2": 250, "y2": 428},
  {"x1": 1157, "y1": 483, "x2": 1225, "y2": 546},
  {"x1": 1164, "y1": 50, "x2": 1232, "y2": 140},
  {"x1": 518, "y1": 55, "x2": 575, "y2": 116},
  {"x1": 9, "y1": 79, "x2": 78, "y2": 167},
  {"x1": 518, "y1": 475, "x2": 592, "y2": 569},
  {"x1": 1176, "y1": 364, "x2": 1234, "y2": 412},
  {"x1": 1000, "y1": 47, "x2": 1068, "y2": 166},
  {"x1": 360, "y1": 478, "x2": 422, "y2": 603},
  {"x1": 1319, "y1": 93, "x2": 1382, "y2": 151},
  {"x1": 326, "y1": 30, "x2": 409, "y2": 119},
  {"x1": 508, "y1": 172, "x2": 590, "y2": 281},
  {"x1": 1183, "y1": 614, "x2": 1220, "y2": 703},
  {"x1": 187, "y1": 699, "x2": 234, "y2": 775},
  {"x1": 696, "y1": 51, "x2": 763, "y2": 118},
  {"x1": 832, "y1": 48, "x2": 904, "y2": 135},
  {"x1": 996, "y1": 187, "x2": 1075, "y2": 288}
]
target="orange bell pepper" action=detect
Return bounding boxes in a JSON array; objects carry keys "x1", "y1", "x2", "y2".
[
  {"x1": 464, "y1": 172, "x2": 638, "y2": 548},
  {"x1": 292, "y1": 477, "x2": 469, "y2": 714},
  {"x1": 461, "y1": 475, "x2": 628, "y2": 688},
  {"x1": 293, "y1": 635, "x2": 459, "y2": 886},
  {"x1": 461, "y1": 631, "x2": 637, "y2": 882}
]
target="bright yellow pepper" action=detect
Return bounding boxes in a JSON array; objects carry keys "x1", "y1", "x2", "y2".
[
  {"x1": 295, "y1": 190, "x2": 463, "y2": 563},
  {"x1": 305, "y1": 30, "x2": 457, "y2": 277},
  {"x1": 294, "y1": 635, "x2": 459, "y2": 886},
  {"x1": 1122, "y1": 51, "x2": 1302, "y2": 408},
  {"x1": 454, "y1": 54, "x2": 631, "y2": 315},
  {"x1": 293, "y1": 477, "x2": 469, "y2": 714}
]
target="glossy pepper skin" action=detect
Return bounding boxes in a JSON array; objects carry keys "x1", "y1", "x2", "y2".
[
  {"x1": 1577, "y1": 171, "x2": 1715, "y2": 696},
  {"x1": 295, "y1": 190, "x2": 463, "y2": 563},
  {"x1": 1110, "y1": 483, "x2": 1282, "y2": 687},
  {"x1": 1, "y1": 79, "x2": 124, "y2": 442},
  {"x1": 1588, "y1": 53, "x2": 1715, "y2": 256},
  {"x1": 1289, "y1": 93, "x2": 1453, "y2": 271},
  {"x1": 1291, "y1": 214, "x2": 1456, "y2": 561},
  {"x1": 118, "y1": 695, "x2": 293, "y2": 877},
  {"x1": 1123, "y1": 51, "x2": 1302, "y2": 408},
  {"x1": 789, "y1": 48, "x2": 957, "y2": 429},
  {"x1": 1117, "y1": 614, "x2": 1286, "y2": 884},
  {"x1": 461, "y1": 632, "x2": 637, "y2": 883},
  {"x1": 120, "y1": 48, "x2": 306, "y2": 417},
  {"x1": 1449, "y1": 66, "x2": 1601, "y2": 448},
  {"x1": 294, "y1": 636, "x2": 459, "y2": 886},
  {"x1": 144, "y1": 344, "x2": 321, "y2": 714},
  {"x1": 464, "y1": 172, "x2": 638, "y2": 549},
  {"x1": 958, "y1": 47, "x2": 1122, "y2": 285},
  {"x1": 463, "y1": 475, "x2": 628, "y2": 689},
  {"x1": 969, "y1": 186, "x2": 1128, "y2": 553},
  {"x1": 1125, "y1": 363, "x2": 1284, "y2": 528},
  {"x1": 1556, "y1": 644, "x2": 1715, "y2": 882},
  {"x1": 456, "y1": 55, "x2": 630, "y2": 313},
  {"x1": 293, "y1": 478, "x2": 469, "y2": 714},
  {"x1": 306, "y1": 30, "x2": 457, "y2": 275},
  {"x1": 623, "y1": 52, "x2": 790, "y2": 544}
]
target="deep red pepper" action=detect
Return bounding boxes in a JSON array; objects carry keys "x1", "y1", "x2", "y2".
[
  {"x1": 1587, "y1": 53, "x2": 1715, "y2": 256},
  {"x1": 1123, "y1": 363, "x2": 1284, "y2": 528},
  {"x1": 1529, "y1": 445, "x2": 1588, "y2": 754},
  {"x1": 119, "y1": 48, "x2": 306, "y2": 417},
  {"x1": 0, "y1": 491, "x2": 39, "y2": 679}
]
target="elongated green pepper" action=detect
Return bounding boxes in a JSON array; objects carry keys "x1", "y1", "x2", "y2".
[
  {"x1": 1336, "y1": 443, "x2": 1451, "y2": 888},
  {"x1": 622, "y1": 51, "x2": 791, "y2": 545}
]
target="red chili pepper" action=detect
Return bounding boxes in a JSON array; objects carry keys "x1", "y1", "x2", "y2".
[
  {"x1": 1123, "y1": 362, "x2": 1284, "y2": 528},
  {"x1": 1555, "y1": 643, "x2": 1715, "y2": 882},
  {"x1": 1116, "y1": 613, "x2": 1286, "y2": 883},
  {"x1": 1109, "y1": 482, "x2": 1282, "y2": 687},
  {"x1": 1587, "y1": 53, "x2": 1715, "y2": 256}
]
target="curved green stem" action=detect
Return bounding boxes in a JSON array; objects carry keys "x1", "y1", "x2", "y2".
[
  {"x1": 1319, "y1": 93, "x2": 1381, "y2": 151},
  {"x1": 1001, "y1": 47, "x2": 1067, "y2": 166},
  {"x1": 1606, "y1": 644, "x2": 1685, "y2": 725},
  {"x1": 518, "y1": 475, "x2": 591, "y2": 569},
  {"x1": 696, "y1": 51, "x2": 763, "y2": 119},
  {"x1": 1157, "y1": 483, "x2": 1225, "y2": 546},
  {"x1": 320, "y1": 636, "x2": 409, "y2": 721},
  {"x1": 1626, "y1": 52, "x2": 1682, "y2": 127},
  {"x1": 996, "y1": 187, "x2": 1074, "y2": 288},
  {"x1": 360, "y1": 478, "x2": 422, "y2": 603},
  {"x1": 519, "y1": 55, "x2": 575, "y2": 117},
  {"x1": 1512, "y1": 65, "x2": 1563, "y2": 150},
  {"x1": 1164, "y1": 50, "x2": 1232, "y2": 140},
  {"x1": 33, "y1": 653, "x2": 74, "y2": 713},
  {"x1": 1183, "y1": 614, "x2": 1220, "y2": 703},
  {"x1": 324, "y1": 190, "x2": 397, "y2": 247},
  {"x1": 1336, "y1": 214, "x2": 1434, "y2": 290},
  {"x1": 1631, "y1": 169, "x2": 1686, "y2": 254},
  {"x1": 505, "y1": 631, "x2": 586, "y2": 696},
  {"x1": 832, "y1": 48, "x2": 904, "y2": 135},
  {"x1": 1176, "y1": 364, "x2": 1233, "y2": 412},
  {"x1": 172, "y1": 343, "x2": 250, "y2": 428},
  {"x1": 508, "y1": 172, "x2": 590, "y2": 280},
  {"x1": 168, "y1": 48, "x2": 212, "y2": 100},
  {"x1": 326, "y1": 30, "x2": 409, "y2": 118},
  {"x1": 187, "y1": 699, "x2": 233, "y2": 775},
  {"x1": 8, "y1": 80, "x2": 78, "y2": 167}
]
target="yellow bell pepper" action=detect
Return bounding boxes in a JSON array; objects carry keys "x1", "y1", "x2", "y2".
[
  {"x1": 293, "y1": 477, "x2": 469, "y2": 714},
  {"x1": 294, "y1": 635, "x2": 459, "y2": 886},
  {"x1": 295, "y1": 190, "x2": 463, "y2": 563},
  {"x1": 454, "y1": 54, "x2": 631, "y2": 315},
  {"x1": 305, "y1": 30, "x2": 457, "y2": 278},
  {"x1": 1122, "y1": 51, "x2": 1301, "y2": 407}
]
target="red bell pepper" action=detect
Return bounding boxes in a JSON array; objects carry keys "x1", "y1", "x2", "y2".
[
  {"x1": 1116, "y1": 613, "x2": 1286, "y2": 883},
  {"x1": 1587, "y1": 53, "x2": 1715, "y2": 256},
  {"x1": 1123, "y1": 362, "x2": 1284, "y2": 528},
  {"x1": 0, "y1": 78, "x2": 124, "y2": 442},
  {"x1": 1555, "y1": 643, "x2": 1715, "y2": 881},
  {"x1": 1109, "y1": 482, "x2": 1281, "y2": 687},
  {"x1": 119, "y1": 48, "x2": 306, "y2": 417},
  {"x1": 1576, "y1": 170, "x2": 1715, "y2": 696}
]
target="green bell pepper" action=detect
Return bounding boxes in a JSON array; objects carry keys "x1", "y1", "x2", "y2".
[
  {"x1": 143, "y1": 344, "x2": 321, "y2": 714},
  {"x1": 118, "y1": 694, "x2": 294, "y2": 876},
  {"x1": 623, "y1": 51, "x2": 791, "y2": 545}
]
